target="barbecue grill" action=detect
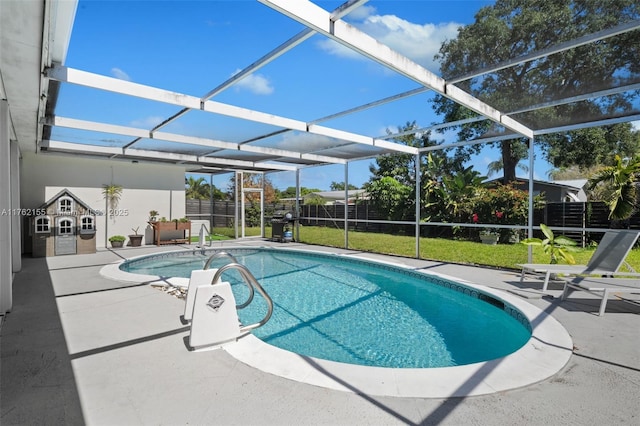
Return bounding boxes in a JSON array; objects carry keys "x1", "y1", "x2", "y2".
[{"x1": 271, "y1": 210, "x2": 296, "y2": 242}]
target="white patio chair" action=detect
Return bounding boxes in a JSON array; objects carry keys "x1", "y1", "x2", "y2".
[
  {"x1": 561, "y1": 276, "x2": 640, "y2": 316},
  {"x1": 518, "y1": 229, "x2": 640, "y2": 292}
]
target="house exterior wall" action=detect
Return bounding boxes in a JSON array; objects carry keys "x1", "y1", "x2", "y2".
[
  {"x1": 21, "y1": 153, "x2": 186, "y2": 248},
  {"x1": 0, "y1": 100, "x2": 13, "y2": 313}
]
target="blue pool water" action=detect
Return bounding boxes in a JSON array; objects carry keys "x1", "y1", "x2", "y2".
[{"x1": 121, "y1": 248, "x2": 531, "y2": 368}]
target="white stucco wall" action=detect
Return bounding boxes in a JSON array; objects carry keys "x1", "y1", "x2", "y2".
[{"x1": 21, "y1": 153, "x2": 187, "y2": 248}]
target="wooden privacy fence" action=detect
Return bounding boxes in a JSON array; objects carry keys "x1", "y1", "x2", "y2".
[{"x1": 187, "y1": 199, "x2": 640, "y2": 245}]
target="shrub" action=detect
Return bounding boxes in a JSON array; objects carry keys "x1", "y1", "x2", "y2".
[{"x1": 464, "y1": 184, "x2": 544, "y2": 243}]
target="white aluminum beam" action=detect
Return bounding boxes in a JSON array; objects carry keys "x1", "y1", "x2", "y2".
[
  {"x1": 46, "y1": 66, "x2": 202, "y2": 108},
  {"x1": 200, "y1": 99, "x2": 306, "y2": 131},
  {"x1": 259, "y1": 0, "x2": 534, "y2": 139},
  {"x1": 146, "y1": 2, "x2": 368, "y2": 139},
  {"x1": 419, "y1": 133, "x2": 519, "y2": 152},
  {"x1": 533, "y1": 114, "x2": 640, "y2": 136},
  {"x1": 201, "y1": 1, "x2": 367, "y2": 101},
  {"x1": 45, "y1": 65, "x2": 306, "y2": 130},
  {"x1": 42, "y1": 139, "x2": 298, "y2": 171},
  {"x1": 373, "y1": 139, "x2": 420, "y2": 154},
  {"x1": 307, "y1": 124, "x2": 417, "y2": 154},
  {"x1": 201, "y1": 29, "x2": 315, "y2": 101},
  {"x1": 46, "y1": 65, "x2": 427, "y2": 157},
  {"x1": 260, "y1": 0, "x2": 445, "y2": 92},
  {"x1": 152, "y1": 131, "x2": 238, "y2": 150},
  {"x1": 380, "y1": 116, "x2": 486, "y2": 140},
  {"x1": 47, "y1": 116, "x2": 149, "y2": 139},
  {"x1": 309, "y1": 87, "x2": 429, "y2": 126},
  {"x1": 507, "y1": 83, "x2": 640, "y2": 115},
  {"x1": 308, "y1": 124, "x2": 373, "y2": 145},
  {"x1": 48, "y1": 116, "x2": 346, "y2": 164},
  {"x1": 42, "y1": 139, "x2": 123, "y2": 155}
]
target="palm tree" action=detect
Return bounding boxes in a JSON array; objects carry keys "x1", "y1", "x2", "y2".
[
  {"x1": 588, "y1": 155, "x2": 640, "y2": 220},
  {"x1": 185, "y1": 176, "x2": 210, "y2": 200},
  {"x1": 486, "y1": 158, "x2": 528, "y2": 179}
]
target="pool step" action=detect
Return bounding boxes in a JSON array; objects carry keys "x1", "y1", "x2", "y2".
[{"x1": 188, "y1": 280, "x2": 241, "y2": 351}]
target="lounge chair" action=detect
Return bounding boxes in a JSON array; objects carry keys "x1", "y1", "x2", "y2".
[
  {"x1": 518, "y1": 229, "x2": 640, "y2": 292},
  {"x1": 561, "y1": 276, "x2": 640, "y2": 316}
]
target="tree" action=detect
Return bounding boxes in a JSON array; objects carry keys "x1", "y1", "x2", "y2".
[
  {"x1": 329, "y1": 182, "x2": 358, "y2": 191},
  {"x1": 364, "y1": 177, "x2": 412, "y2": 221},
  {"x1": 185, "y1": 176, "x2": 210, "y2": 200},
  {"x1": 486, "y1": 158, "x2": 528, "y2": 178},
  {"x1": 227, "y1": 172, "x2": 277, "y2": 204},
  {"x1": 588, "y1": 155, "x2": 640, "y2": 220},
  {"x1": 276, "y1": 186, "x2": 321, "y2": 199},
  {"x1": 544, "y1": 124, "x2": 640, "y2": 170},
  {"x1": 433, "y1": 0, "x2": 639, "y2": 183},
  {"x1": 368, "y1": 122, "x2": 466, "y2": 225}
]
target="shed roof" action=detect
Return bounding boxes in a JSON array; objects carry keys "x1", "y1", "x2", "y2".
[{"x1": 38, "y1": 188, "x2": 95, "y2": 212}]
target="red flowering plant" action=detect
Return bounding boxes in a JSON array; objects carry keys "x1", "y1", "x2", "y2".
[
  {"x1": 475, "y1": 210, "x2": 503, "y2": 238},
  {"x1": 466, "y1": 184, "x2": 543, "y2": 243}
]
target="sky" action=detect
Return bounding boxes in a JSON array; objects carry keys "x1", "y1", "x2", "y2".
[{"x1": 54, "y1": 0, "x2": 634, "y2": 192}]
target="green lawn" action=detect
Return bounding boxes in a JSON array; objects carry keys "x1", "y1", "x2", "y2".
[
  {"x1": 198, "y1": 225, "x2": 640, "y2": 272},
  {"x1": 296, "y1": 226, "x2": 640, "y2": 272}
]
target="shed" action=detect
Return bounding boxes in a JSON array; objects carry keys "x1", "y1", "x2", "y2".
[
  {"x1": 484, "y1": 178, "x2": 588, "y2": 202},
  {"x1": 31, "y1": 189, "x2": 97, "y2": 257}
]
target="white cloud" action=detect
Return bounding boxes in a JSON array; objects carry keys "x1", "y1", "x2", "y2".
[
  {"x1": 111, "y1": 67, "x2": 131, "y2": 81},
  {"x1": 232, "y1": 70, "x2": 274, "y2": 95},
  {"x1": 129, "y1": 116, "x2": 164, "y2": 129},
  {"x1": 346, "y1": 5, "x2": 377, "y2": 21},
  {"x1": 317, "y1": 12, "x2": 461, "y2": 73}
]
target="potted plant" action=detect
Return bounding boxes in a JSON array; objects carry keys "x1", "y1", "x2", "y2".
[
  {"x1": 479, "y1": 229, "x2": 499, "y2": 245},
  {"x1": 148, "y1": 210, "x2": 159, "y2": 222},
  {"x1": 175, "y1": 217, "x2": 191, "y2": 230},
  {"x1": 108, "y1": 235, "x2": 126, "y2": 248},
  {"x1": 129, "y1": 227, "x2": 143, "y2": 247}
]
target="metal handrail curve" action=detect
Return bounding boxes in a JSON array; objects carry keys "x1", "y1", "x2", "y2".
[
  {"x1": 203, "y1": 251, "x2": 254, "y2": 308},
  {"x1": 203, "y1": 251, "x2": 239, "y2": 270},
  {"x1": 211, "y1": 262, "x2": 273, "y2": 333}
]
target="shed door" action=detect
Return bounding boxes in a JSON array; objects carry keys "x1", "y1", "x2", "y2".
[{"x1": 55, "y1": 217, "x2": 76, "y2": 255}]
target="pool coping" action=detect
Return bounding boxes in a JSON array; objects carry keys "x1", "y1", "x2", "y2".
[{"x1": 99, "y1": 246, "x2": 573, "y2": 398}]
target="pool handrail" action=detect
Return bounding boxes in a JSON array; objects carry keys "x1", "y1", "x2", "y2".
[
  {"x1": 203, "y1": 251, "x2": 254, "y2": 308},
  {"x1": 203, "y1": 251, "x2": 239, "y2": 270},
  {"x1": 211, "y1": 262, "x2": 274, "y2": 333}
]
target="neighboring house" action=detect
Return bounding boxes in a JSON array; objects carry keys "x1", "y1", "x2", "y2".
[
  {"x1": 30, "y1": 189, "x2": 97, "y2": 257},
  {"x1": 484, "y1": 178, "x2": 588, "y2": 202},
  {"x1": 303, "y1": 190, "x2": 368, "y2": 205}
]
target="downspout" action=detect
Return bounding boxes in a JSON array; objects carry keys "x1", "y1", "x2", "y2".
[
  {"x1": 415, "y1": 153, "x2": 420, "y2": 259},
  {"x1": 528, "y1": 137, "x2": 535, "y2": 263},
  {"x1": 295, "y1": 169, "x2": 300, "y2": 242},
  {"x1": 344, "y1": 162, "x2": 348, "y2": 249}
]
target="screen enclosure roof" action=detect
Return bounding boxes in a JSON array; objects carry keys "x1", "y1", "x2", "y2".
[{"x1": 2, "y1": 0, "x2": 639, "y2": 176}]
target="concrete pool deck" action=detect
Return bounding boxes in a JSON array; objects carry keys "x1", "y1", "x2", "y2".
[{"x1": 2, "y1": 240, "x2": 639, "y2": 425}]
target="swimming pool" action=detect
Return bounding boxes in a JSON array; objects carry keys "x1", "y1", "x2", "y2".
[
  {"x1": 102, "y1": 245, "x2": 573, "y2": 397},
  {"x1": 120, "y1": 247, "x2": 531, "y2": 368}
]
